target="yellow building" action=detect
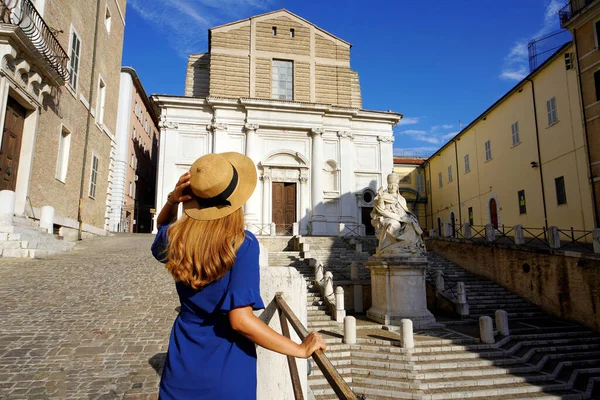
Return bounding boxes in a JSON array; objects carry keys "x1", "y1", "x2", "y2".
[
  {"x1": 423, "y1": 43, "x2": 595, "y2": 237},
  {"x1": 393, "y1": 157, "x2": 427, "y2": 228}
]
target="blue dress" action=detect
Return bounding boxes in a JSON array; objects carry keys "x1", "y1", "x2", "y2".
[{"x1": 151, "y1": 225, "x2": 265, "y2": 400}]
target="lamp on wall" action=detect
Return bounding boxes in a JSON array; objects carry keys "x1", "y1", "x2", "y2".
[{"x1": 530, "y1": 161, "x2": 539, "y2": 168}]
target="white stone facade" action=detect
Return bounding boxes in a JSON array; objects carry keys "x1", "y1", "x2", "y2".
[{"x1": 151, "y1": 96, "x2": 400, "y2": 235}]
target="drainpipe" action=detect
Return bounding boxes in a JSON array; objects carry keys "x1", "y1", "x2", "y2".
[
  {"x1": 77, "y1": 0, "x2": 102, "y2": 240},
  {"x1": 526, "y1": 78, "x2": 549, "y2": 230},
  {"x1": 573, "y1": 29, "x2": 599, "y2": 228},
  {"x1": 453, "y1": 140, "x2": 462, "y2": 225},
  {"x1": 427, "y1": 160, "x2": 433, "y2": 231}
]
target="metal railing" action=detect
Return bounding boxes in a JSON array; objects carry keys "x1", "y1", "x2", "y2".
[
  {"x1": 275, "y1": 294, "x2": 363, "y2": 400},
  {"x1": 341, "y1": 223, "x2": 361, "y2": 237},
  {"x1": 247, "y1": 223, "x2": 272, "y2": 236},
  {"x1": 559, "y1": 0, "x2": 597, "y2": 27},
  {"x1": 557, "y1": 228, "x2": 594, "y2": 252},
  {"x1": 276, "y1": 223, "x2": 293, "y2": 236},
  {"x1": 0, "y1": 0, "x2": 70, "y2": 82}
]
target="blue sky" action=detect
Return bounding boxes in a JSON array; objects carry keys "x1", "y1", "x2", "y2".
[{"x1": 122, "y1": 0, "x2": 571, "y2": 157}]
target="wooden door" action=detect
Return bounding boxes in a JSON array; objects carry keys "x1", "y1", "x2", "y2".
[
  {"x1": 0, "y1": 98, "x2": 26, "y2": 191},
  {"x1": 272, "y1": 182, "x2": 296, "y2": 235},
  {"x1": 489, "y1": 198, "x2": 498, "y2": 229}
]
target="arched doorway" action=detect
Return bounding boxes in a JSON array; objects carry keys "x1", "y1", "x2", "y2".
[
  {"x1": 450, "y1": 211, "x2": 456, "y2": 237},
  {"x1": 489, "y1": 198, "x2": 498, "y2": 229}
]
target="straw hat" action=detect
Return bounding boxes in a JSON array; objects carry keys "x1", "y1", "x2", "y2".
[{"x1": 183, "y1": 152, "x2": 257, "y2": 221}]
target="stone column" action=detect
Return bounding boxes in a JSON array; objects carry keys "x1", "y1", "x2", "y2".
[
  {"x1": 378, "y1": 135, "x2": 395, "y2": 180},
  {"x1": 514, "y1": 224, "x2": 524, "y2": 245},
  {"x1": 261, "y1": 169, "x2": 271, "y2": 227},
  {"x1": 299, "y1": 173, "x2": 308, "y2": 235},
  {"x1": 338, "y1": 131, "x2": 356, "y2": 224},
  {"x1": 310, "y1": 127, "x2": 327, "y2": 235},
  {"x1": 244, "y1": 123, "x2": 260, "y2": 230},
  {"x1": 208, "y1": 123, "x2": 228, "y2": 154}
]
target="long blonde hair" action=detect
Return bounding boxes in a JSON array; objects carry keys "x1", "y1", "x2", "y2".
[{"x1": 165, "y1": 208, "x2": 245, "y2": 289}]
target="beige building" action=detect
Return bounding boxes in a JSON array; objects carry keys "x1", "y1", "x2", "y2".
[
  {"x1": 154, "y1": 9, "x2": 400, "y2": 236},
  {"x1": 108, "y1": 67, "x2": 158, "y2": 233},
  {"x1": 0, "y1": 0, "x2": 126, "y2": 238},
  {"x1": 560, "y1": 0, "x2": 600, "y2": 228},
  {"x1": 393, "y1": 157, "x2": 427, "y2": 229},
  {"x1": 423, "y1": 43, "x2": 595, "y2": 237}
]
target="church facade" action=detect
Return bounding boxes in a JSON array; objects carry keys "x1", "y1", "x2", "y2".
[{"x1": 152, "y1": 10, "x2": 401, "y2": 236}]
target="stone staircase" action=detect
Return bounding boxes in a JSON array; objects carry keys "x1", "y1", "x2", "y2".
[
  {"x1": 0, "y1": 216, "x2": 75, "y2": 258},
  {"x1": 263, "y1": 238, "x2": 600, "y2": 399}
]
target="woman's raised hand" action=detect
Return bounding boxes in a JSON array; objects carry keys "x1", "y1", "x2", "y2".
[
  {"x1": 299, "y1": 331, "x2": 326, "y2": 358},
  {"x1": 170, "y1": 171, "x2": 193, "y2": 205}
]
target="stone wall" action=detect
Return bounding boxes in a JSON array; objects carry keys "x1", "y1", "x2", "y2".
[{"x1": 425, "y1": 238, "x2": 600, "y2": 332}]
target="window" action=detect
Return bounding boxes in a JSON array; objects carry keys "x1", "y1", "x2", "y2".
[
  {"x1": 546, "y1": 97, "x2": 557, "y2": 125},
  {"x1": 448, "y1": 165, "x2": 453, "y2": 182},
  {"x1": 104, "y1": 6, "x2": 111, "y2": 33},
  {"x1": 416, "y1": 173, "x2": 424, "y2": 193},
  {"x1": 485, "y1": 140, "x2": 492, "y2": 161},
  {"x1": 290, "y1": 28, "x2": 295, "y2": 38},
  {"x1": 555, "y1": 176, "x2": 567, "y2": 205},
  {"x1": 272, "y1": 26, "x2": 277, "y2": 36},
  {"x1": 89, "y1": 155, "x2": 99, "y2": 199},
  {"x1": 96, "y1": 77, "x2": 106, "y2": 126},
  {"x1": 464, "y1": 154, "x2": 470, "y2": 173},
  {"x1": 511, "y1": 121, "x2": 520, "y2": 145},
  {"x1": 595, "y1": 70, "x2": 600, "y2": 101},
  {"x1": 438, "y1": 172, "x2": 443, "y2": 188},
  {"x1": 55, "y1": 126, "x2": 71, "y2": 182},
  {"x1": 595, "y1": 20, "x2": 600, "y2": 48},
  {"x1": 272, "y1": 60, "x2": 293, "y2": 100},
  {"x1": 518, "y1": 190, "x2": 526, "y2": 214},
  {"x1": 68, "y1": 29, "x2": 81, "y2": 89},
  {"x1": 129, "y1": 181, "x2": 132, "y2": 197},
  {"x1": 468, "y1": 207, "x2": 474, "y2": 226}
]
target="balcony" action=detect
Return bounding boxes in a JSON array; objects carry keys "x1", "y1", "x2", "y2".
[
  {"x1": 559, "y1": 0, "x2": 599, "y2": 28},
  {"x1": 0, "y1": 0, "x2": 69, "y2": 84}
]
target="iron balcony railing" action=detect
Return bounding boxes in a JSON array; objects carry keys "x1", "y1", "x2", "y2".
[
  {"x1": 559, "y1": 0, "x2": 598, "y2": 27},
  {"x1": 0, "y1": 0, "x2": 70, "y2": 83}
]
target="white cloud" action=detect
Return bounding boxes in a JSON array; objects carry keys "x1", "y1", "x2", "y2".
[
  {"x1": 432, "y1": 124, "x2": 454, "y2": 131},
  {"x1": 441, "y1": 131, "x2": 458, "y2": 140},
  {"x1": 397, "y1": 129, "x2": 440, "y2": 144},
  {"x1": 397, "y1": 117, "x2": 420, "y2": 126},
  {"x1": 499, "y1": 0, "x2": 563, "y2": 81},
  {"x1": 128, "y1": 0, "x2": 274, "y2": 57}
]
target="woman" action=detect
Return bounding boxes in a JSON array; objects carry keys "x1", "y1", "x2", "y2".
[{"x1": 151, "y1": 152, "x2": 326, "y2": 399}]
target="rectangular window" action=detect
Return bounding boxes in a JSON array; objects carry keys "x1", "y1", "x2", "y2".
[
  {"x1": 555, "y1": 176, "x2": 567, "y2": 205},
  {"x1": 595, "y1": 70, "x2": 600, "y2": 101},
  {"x1": 416, "y1": 174, "x2": 424, "y2": 193},
  {"x1": 68, "y1": 29, "x2": 81, "y2": 89},
  {"x1": 511, "y1": 121, "x2": 520, "y2": 145},
  {"x1": 290, "y1": 28, "x2": 295, "y2": 38},
  {"x1": 272, "y1": 60, "x2": 293, "y2": 100},
  {"x1": 55, "y1": 126, "x2": 71, "y2": 182},
  {"x1": 438, "y1": 172, "x2": 443, "y2": 188},
  {"x1": 448, "y1": 165, "x2": 453, "y2": 182},
  {"x1": 546, "y1": 97, "x2": 558, "y2": 125},
  {"x1": 485, "y1": 140, "x2": 492, "y2": 161},
  {"x1": 272, "y1": 26, "x2": 277, "y2": 36},
  {"x1": 468, "y1": 207, "x2": 474, "y2": 226},
  {"x1": 518, "y1": 190, "x2": 527, "y2": 214},
  {"x1": 129, "y1": 181, "x2": 132, "y2": 197},
  {"x1": 96, "y1": 77, "x2": 106, "y2": 126},
  {"x1": 88, "y1": 154, "x2": 99, "y2": 199},
  {"x1": 596, "y1": 20, "x2": 600, "y2": 48},
  {"x1": 464, "y1": 154, "x2": 470, "y2": 173}
]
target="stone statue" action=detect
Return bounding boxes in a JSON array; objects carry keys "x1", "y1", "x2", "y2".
[{"x1": 370, "y1": 173, "x2": 426, "y2": 256}]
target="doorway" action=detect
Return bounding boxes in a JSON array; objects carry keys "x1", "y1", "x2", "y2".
[
  {"x1": 489, "y1": 198, "x2": 498, "y2": 229},
  {"x1": 361, "y1": 207, "x2": 375, "y2": 235},
  {"x1": 0, "y1": 97, "x2": 26, "y2": 191},
  {"x1": 272, "y1": 182, "x2": 296, "y2": 235},
  {"x1": 450, "y1": 211, "x2": 456, "y2": 237}
]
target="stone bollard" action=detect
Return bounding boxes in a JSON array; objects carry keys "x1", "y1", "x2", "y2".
[
  {"x1": 270, "y1": 222, "x2": 276, "y2": 237},
  {"x1": 324, "y1": 272, "x2": 334, "y2": 303},
  {"x1": 350, "y1": 262, "x2": 359, "y2": 280},
  {"x1": 594, "y1": 229, "x2": 600, "y2": 254},
  {"x1": 292, "y1": 222, "x2": 299, "y2": 236},
  {"x1": 485, "y1": 224, "x2": 495, "y2": 242},
  {"x1": 495, "y1": 310, "x2": 509, "y2": 336},
  {"x1": 463, "y1": 223, "x2": 472, "y2": 239},
  {"x1": 457, "y1": 282, "x2": 467, "y2": 304},
  {"x1": 443, "y1": 222, "x2": 453, "y2": 237},
  {"x1": 359, "y1": 224, "x2": 366, "y2": 236},
  {"x1": 335, "y1": 286, "x2": 345, "y2": 323},
  {"x1": 40, "y1": 206, "x2": 55, "y2": 234},
  {"x1": 0, "y1": 190, "x2": 16, "y2": 225},
  {"x1": 338, "y1": 223, "x2": 344, "y2": 237},
  {"x1": 353, "y1": 284, "x2": 363, "y2": 313},
  {"x1": 401, "y1": 319, "x2": 414, "y2": 349},
  {"x1": 479, "y1": 316, "x2": 495, "y2": 344},
  {"x1": 548, "y1": 226, "x2": 560, "y2": 249},
  {"x1": 435, "y1": 270, "x2": 444, "y2": 292},
  {"x1": 514, "y1": 224, "x2": 525, "y2": 245},
  {"x1": 314, "y1": 261, "x2": 324, "y2": 283},
  {"x1": 343, "y1": 316, "x2": 356, "y2": 344}
]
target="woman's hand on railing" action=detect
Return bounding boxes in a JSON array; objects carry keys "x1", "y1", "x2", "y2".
[{"x1": 299, "y1": 331, "x2": 326, "y2": 358}]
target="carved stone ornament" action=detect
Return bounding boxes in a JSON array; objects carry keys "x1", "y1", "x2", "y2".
[
  {"x1": 260, "y1": 173, "x2": 271, "y2": 181},
  {"x1": 337, "y1": 131, "x2": 354, "y2": 139},
  {"x1": 206, "y1": 123, "x2": 228, "y2": 132},
  {"x1": 245, "y1": 123, "x2": 259, "y2": 131},
  {"x1": 378, "y1": 136, "x2": 395, "y2": 143},
  {"x1": 310, "y1": 127, "x2": 324, "y2": 136},
  {"x1": 159, "y1": 116, "x2": 179, "y2": 129},
  {"x1": 299, "y1": 175, "x2": 309, "y2": 183}
]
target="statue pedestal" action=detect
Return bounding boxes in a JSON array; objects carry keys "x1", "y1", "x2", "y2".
[{"x1": 366, "y1": 254, "x2": 436, "y2": 328}]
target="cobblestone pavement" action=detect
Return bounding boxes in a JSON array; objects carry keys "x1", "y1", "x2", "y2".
[{"x1": 0, "y1": 234, "x2": 178, "y2": 400}]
